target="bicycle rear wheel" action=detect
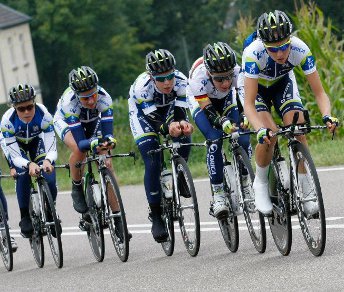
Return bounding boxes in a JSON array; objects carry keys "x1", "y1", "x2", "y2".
[
  {"x1": 161, "y1": 197, "x2": 175, "y2": 256},
  {"x1": 0, "y1": 201, "x2": 13, "y2": 271},
  {"x1": 29, "y1": 195, "x2": 44, "y2": 268},
  {"x1": 85, "y1": 174, "x2": 105, "y2": 262},
  {"x1": 268, "y1": 160, "x2": 292, "y2": 256},
  {"x1": 174, "y1": 157, "x2": 200, "y2": 257},
  {"x1": 235, "y1": 147, "x2": 266, "y2": 253},
  {"x1": 103, "y1": 169, "x2": 129, "y2": 262},
  {"x1": 291, "y1": 142, "x2": 326, "y2": 256},
  {"x1": 40, "y1": 180, "x2": 63, "y2": 268}
]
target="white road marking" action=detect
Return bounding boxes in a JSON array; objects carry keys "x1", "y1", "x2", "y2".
[{"x1": 9, "y1": 216, "x2": 344, "y2": 237}]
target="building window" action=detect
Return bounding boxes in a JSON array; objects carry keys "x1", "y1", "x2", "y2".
[
  {"x1": 8, "y1": 37, "x2": 18, "y2": 71},
  {"x1": 19, "y1": 34, "x2": 29, "y2": 66}
]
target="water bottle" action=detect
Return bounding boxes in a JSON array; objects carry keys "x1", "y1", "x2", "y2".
[
  {"x1": 31, "y1": 189, "x2": 41, "y2": 215},
  {"x1": 276, "y1": 157, "x2": 290, "y2": 190},
  {"x1": 161, "y1": 169, "x2": 173, "y2": 199},
  {"x1": 224, "y1": 162, "x2": 242, "y2": 214},
  {"x1": 91, "y1": 182, "x2": 102, "y2": 207}
]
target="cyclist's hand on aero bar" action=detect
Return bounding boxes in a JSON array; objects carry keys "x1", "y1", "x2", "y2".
[
  {"x1": 257, "y1": 127, "x2": 272, "y2": 145},
  {"x1": 239, "y1": 113, "x2": 250, "y2": 129},
  {"x1": 322, "y1": 115, "x2": 339, "y2": 133},
  {"x1": 168, "y1": 121, "x2": 183, "y2": 137},
  {"x1": 43, "y1": 159, "x2": 54, "y2": 173},
  {"x1": 219, "y1": 116, "x2": 236, "y2": 134},
  {"x1": 179, "y1": 120, "x2": 194, "y2": 136},
  {"x1": 28, "y1": 161, "x2": 40, "y2": 177}
]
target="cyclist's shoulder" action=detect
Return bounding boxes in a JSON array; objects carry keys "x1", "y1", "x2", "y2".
[
  {"x1": 289, "y1": 36, "x2": 311, "y2": 56},
  {"x1": 189, "y1": 57, "x2": 207, "y2": 80},
  {"x1": 1, "y1": 107, "x2": 15, "y2": 122},
  {"x1": 130, "y1": 72, "x2": 154, "y2": 99}
]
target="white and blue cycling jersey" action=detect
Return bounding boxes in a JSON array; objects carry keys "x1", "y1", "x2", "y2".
[
  {"x1": 128, "y1": 70, "x2": 189, "y2": 142},
  {"x1": 242, "y1": 35, "x2": 316, "y2": 87},
  {"x1": 54, "y1": 86, "x2": 114, "y2": 151},
  {"x1": 242, "y1": 35, "x2": 316, "y2": 117},
  {"x1": 1, "y1": 103, "x2": 57, "y2": 169}
]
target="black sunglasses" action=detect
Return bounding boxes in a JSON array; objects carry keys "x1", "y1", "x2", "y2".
[
  {"x1": 16, "y1": 103, "x2": 35, "y2": 113},
  {"x1": 211, "y1": 72, "x2": 234, "y2": 83}
]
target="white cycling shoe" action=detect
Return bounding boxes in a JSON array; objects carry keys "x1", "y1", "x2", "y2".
[
  {"x1": 212, "y1": 194, "x2": 229, "y2": 218},
  {"x1": 253, "y1": 179, "x2": 272, "y2": 215}
]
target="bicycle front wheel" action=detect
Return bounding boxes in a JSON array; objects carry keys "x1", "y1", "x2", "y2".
[
  {"x1": 85, "y1": 174, "x2": 105, "y2": 262},
  {"x1": 174, "y1": 157, "x2": 200, "y2": 257},
  {"x1": 218, "y1": 215, "x2": 239, "y2": 252},
  {"x1": 235, "y1": 147, "x2": 266, "y2": 253},
  {"x1": 103, "y1": 169, "x2": 129, "y2": 262},
  {"x1": 268, "y1": 160, "x2": 292, "y2": 256},
  {"x1": 291, "y1": 142, "x2": 326, "y2": 256},
  {"x1": 29, "y1": 195, "x2": 44, "y2": 268},
  {"x1": 0, "y1": 201, "x2": 13, "y2": 271},
  {"x1": 39, "y1": 180, "x2": 63, "y2": 268}
]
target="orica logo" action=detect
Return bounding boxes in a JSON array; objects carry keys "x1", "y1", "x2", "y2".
[{"x1": 209, "y1": 143, "x2": 218, "y2": 154}]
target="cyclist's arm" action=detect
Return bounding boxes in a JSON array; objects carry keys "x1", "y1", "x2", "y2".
[
  {"x1": 1, "y1": 117, "x2": 30, "y2": 169},
  {"x1": 100, "y1": 106, "x2": 114, "y2": 140},
  {"x1": 41, "y1": 108, "x2": 57, "y2": 163},
  {"x1": 306, "y1": 70, "x2": 331, "y2": 116},
  {"x1": 243, "y1": 77, "x2": 262, "y2": 131},
  {"x1": 0, "y1": 131, "x2": 14, "y2": 168}
]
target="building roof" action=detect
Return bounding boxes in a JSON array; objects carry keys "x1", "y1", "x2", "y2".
[{"x1": 0, "y1": 3, "x2": 31, "y2": 30}]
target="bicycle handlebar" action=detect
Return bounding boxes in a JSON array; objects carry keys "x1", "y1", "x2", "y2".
[
  {"x1": 147, "y1": 141, "x2": 206, "y2": 155},
  {"x1": 75, "y1": 151, "x2": 136, "y2": 168},
  {"x1": 206, "y1": 130, "x2": 256, "y2": 145}
]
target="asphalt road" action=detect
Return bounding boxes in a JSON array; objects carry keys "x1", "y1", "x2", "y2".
[{"x1": 1, "y1": 166, "x2": 344, "y2": 291}]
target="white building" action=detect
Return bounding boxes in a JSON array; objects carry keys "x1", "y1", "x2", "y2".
[{"x1": 0, "y1": 3, "x2": 42, "y2": 104}]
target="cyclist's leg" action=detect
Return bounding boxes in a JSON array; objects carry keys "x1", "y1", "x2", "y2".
[
  {"x1": 193, "y1": 107, "x2": 228, "y2": 218},
  {"x1": 253, "y1": 90, "x2": 278, "y2": 214},
  {"x1": 14, "y1": 146, "x2": 33, "y2": 236},
  {"x1": 129, "y1": 106, "x2": 167, "y2": 241},
  {"x1": 55, "y1": 118, "x2": 87, "y2": 213},
  {"x1": 277, "y1": 74, "x2": 317, "y2": 215}
]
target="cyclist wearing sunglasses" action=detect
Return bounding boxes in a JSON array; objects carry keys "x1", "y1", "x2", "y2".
[
  {"x1": 243, "y1": 10, "x2": 338, "y2": 215},
  {"x1": 1, "y1": 84, "x2": 58, "y2": 237},
  {"x1": 128, "y1": 49, "x2": 193, "y2": 242},
  {"x1": 53, "y1": 66, "x2": 116, "y2": 216},
  {"x1": 187, "y1": 42, "x2": 251, "y2": 219}
]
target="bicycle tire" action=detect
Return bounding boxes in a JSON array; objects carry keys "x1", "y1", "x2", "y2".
[
  {"x1": 29, "y1": 193, "x2": 44, "y2": 268},
  {"x1": 103, "y1": 168, "x2": 129, "y2": 262},
  {"x1": 291, "y1": 142, "x2": 326, "y2": 256},
  {"x1": 219, "y1": 214, "x2": 239, "y2": 252},
  {"x1": 268, "y1": 159, "x2": 292, "y2": 256},
  {"x1": 0, "y1": 200, "x2": 13, "y2": 271},
  {"x1": 174, "y1": 157, "x2": 200, "y2": 257},
  {"x1": 85, "y1": 173, "x2": 105, "y2": 262},
  {"x1": 235, "y1": 147, "x2": 266, "y2": 253},
  {"x1": 161, "y1": 196, "x2": 175, "y2": 256},
  {"x1": 39, "y1": 180, "x2": 63, "y2": 268}
]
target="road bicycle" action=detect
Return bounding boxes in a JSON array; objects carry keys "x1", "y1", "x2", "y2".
[
  {"x1": 75, "y1": 150, "x2": 135, "y2": 262},
  {"x1": 19, "y1": 166, "x2": 64, "y2": 268},
  {"x1": 0, "y1": 172, "x2": 14, "y2": 271},
  {"x1": 207, "y1": 131, "x2": 266, "y2": 253},
  {"x1": 147, "y1": 136, "x2": 204, "y2": 257},
  {"x1": 268, "y1": 111, "x2": 328, "y2": 256}
]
